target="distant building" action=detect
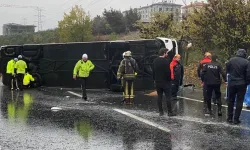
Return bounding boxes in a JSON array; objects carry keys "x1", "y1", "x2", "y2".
[
  {"x1": 123, "y1": 1, "x2": 182, "y2": 22},
  {"x1": 3, "y1": 23, "x2": 36, "y2": 35},
  {"x1": 182, "y1": 1, "x2": 207, "y2": 18}
]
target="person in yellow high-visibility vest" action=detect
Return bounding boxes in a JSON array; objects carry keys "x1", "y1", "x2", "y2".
[
  {"x1": 117, "y1": 51, "x2": 139, "y2": 104},
  {"x1": 6, "y1": 58, "x2": 18, "y2": 90},
  {"x1": 73, "y1": 54, "x2": 95, "y2": 100},
  {"x1": 23, "y1": 72, "x2": 35, "y2": 89},
  {"x1": 15, "y1": 55, "x2": 27, "y2": 91}
]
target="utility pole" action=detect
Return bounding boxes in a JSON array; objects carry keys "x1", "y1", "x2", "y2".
[{"x1": 35, "y1": 7, "x2": 44, "y2": 32}]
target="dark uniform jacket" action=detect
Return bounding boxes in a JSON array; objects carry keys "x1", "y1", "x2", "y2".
[
  {"x1": 226, "y1": 55, "x2": 250, "y2": 86},
  {"x1": 153, "y1": 57, "x2": 171, "y2": 87},
  {"x1": 117, "y1": 57, "x2": 139, "y2": 80},
  {"x1": 201, "y1": 61, "x2": 227, "y2": 85},
  {"x1": 197, "y1": 57, "x2": 211, "y2": 78}
]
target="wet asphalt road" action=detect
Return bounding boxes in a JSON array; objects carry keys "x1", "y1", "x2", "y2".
[{"x1": 1, "y1": 85, "x2": 250, "y2": 150}]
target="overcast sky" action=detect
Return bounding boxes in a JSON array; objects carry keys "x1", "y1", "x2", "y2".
[{"x1": 0, "y1": 0, "x2": 198, "y2": 34}]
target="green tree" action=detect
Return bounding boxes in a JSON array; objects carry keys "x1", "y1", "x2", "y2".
[
  {"x1": 187, "y1": 0, "x2": 250, "y2": 59},
  {"x1": 92, "y1": 15, "x2": 112, "y2": 35},
  {"x1": 103, "y1": 8, "x2": 126, "y2": 34},
  {"x1": 136, "y1": 12, "x2": 180, "y2": 39},
  {"x1": 58, "y1": 5, "x2": 92, "y2": 42},
  {"x1": 0, "y1": 29, "x2": 59, "y2": 46},
  {"x1": 124, "y1": 8, "x2": 141, "y2": 31}
]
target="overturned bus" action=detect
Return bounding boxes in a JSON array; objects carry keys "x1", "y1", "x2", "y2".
[{"x1": 0, "y1": 37, "x2": 184, "y2": 91}]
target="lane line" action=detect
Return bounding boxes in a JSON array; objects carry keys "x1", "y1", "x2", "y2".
[
  {"x1": 67, "y1": 91, "x2": 82, "y2": 97},
  {"x1": 113, "y1": 108, "x2": 171, "y2": 133},
  {"x1": 67, "y1": 91, "x2": 96, "y2": 104},
  {"x1": 178, "y1": 96, "x2": 250, "y2": 112}
]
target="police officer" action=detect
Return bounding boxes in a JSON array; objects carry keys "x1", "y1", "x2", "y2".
[
  {"x1": 117, "y1": 51, "x2": 138, "y2": 105},
  {"x1": 170, "y1": 54, "x2": 184, "y2": 100},
  {"x1": 15, "y1": 55, "x2": 27, "y2": 91},
  {"x1": 201, "y1": 55, "x2": 227, "y2": 116},
  {"x1": 197, "y1": 52, "x2": 217, "y2": 107},
  {"x1": 73, "y1": 54, "x2": 95, "y2": 100},
  {"x1": 6, "y1": 58, "x2": 18, "y2": 90},
  {"x1": 226, "y1": 49, "x2": 250, "y2": 124}
]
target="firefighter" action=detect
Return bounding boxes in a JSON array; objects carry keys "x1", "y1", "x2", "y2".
[
  {"x1": 73, "y1": 54, "x2": 95, "y2": 100},
  {"x1": 117, "y1": 51, "x2": 139, "y2": 104},
  {"x1": 6, "y1": 58, "x2": 18, "y2": 90},
  {"x1": 23, "y1": 72, "x2": 35, "y2": 89},
  {"x1": 15, "y1": 55, "x2": 27, "y2": 91},
  {"x1": 201, "y1": 55, "x2": 227, "y2": 116},
  {"x1": 170, "y1": 54, "x2": 184, "y2": 100},
  {"x1": 226, "y1": 49, "x2": 250, "y2": 124}
]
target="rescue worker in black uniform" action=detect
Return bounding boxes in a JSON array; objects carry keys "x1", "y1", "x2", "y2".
[
  {"x1": 226, "y1": 49, "x2": 250, "y2": 124},
  {"x1": 201, "y1": 55, "x2": 227, "y2": 116},
  {"x1": 117, "y1": 51, "x2": 139, "y2": 104}
]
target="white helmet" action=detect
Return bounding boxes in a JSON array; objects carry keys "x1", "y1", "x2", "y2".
[
  {"x1": 82, "y1": 54, "x2": 88, "y2": 59},
  {"x1": 18, "y1": 55, "x2": 22, "y2": 59}
]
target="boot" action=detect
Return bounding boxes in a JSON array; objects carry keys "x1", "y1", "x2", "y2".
[
  {"x1": 233, "y1": 118, "x2": 241, "y2": 125},
  {"x1": 205, "y1": 108, "x2": 212, "y2": 116},
  {"x1": 128, "y1": 98, "x2": 133, "y2": 105},
  {"x1": 125, "y1": 98, "x2": 130, "y2": 105},
  {"x1": 227, "y1": 117, "x2": 233, "y2": 124}
]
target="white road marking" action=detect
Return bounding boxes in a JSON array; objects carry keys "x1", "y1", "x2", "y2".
[
  {"x1": 67, "y1": 91, "x2": 82, "y2": 97},
  {"x1": 178, "y1": 96, "x2": 250, "y2": 112},
  {"x1": 67, "y1": 91, "x2": 96, "y2": 104},
  {"x1": 113, "y1": 108, "x2": 171, "y2": 133}
]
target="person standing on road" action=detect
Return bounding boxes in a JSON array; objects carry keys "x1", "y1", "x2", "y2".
[
  {"x1": 6, "y1": 58, "x2": 18, "y2": 90},
  {"x1": 15, "y1": 55, "x2": 27, "y2": 91},
  {"x1": 117, "y1": 51, "x2": 139, "y2": 105},
  {"x1": 197, "y1": 52, "x2": 217, "y2": 107},
  {"x1": 226, "y1": 49, "x2": 250, "y2": 124},
  {"x1": 170, "y1": 54, "x2": 184, "y2": 100},
  {"x1": 201, "y1": 55, "x2": 227, "y2": 116},
  {"x1": 153, "y1": 48, "x2": 174, "y2": 116},
  {"x1": 73, "y1": 54, "x2": 95, "y2": 100}
]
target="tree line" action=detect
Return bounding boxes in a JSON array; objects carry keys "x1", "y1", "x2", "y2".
[{"x1": 0, "y1": 6, "x2": 141, "y2": 45}]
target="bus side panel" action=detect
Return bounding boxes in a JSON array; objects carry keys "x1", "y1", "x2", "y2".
[
  {"x1": 39, "y1": 43, "x2": 110, "y2": 88},
  {"x1": 128, "y1": 40, "x2": 158, "y2": 91}
]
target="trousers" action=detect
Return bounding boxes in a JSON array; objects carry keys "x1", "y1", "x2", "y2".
[
  {"x1": 228, "y1": 84, "x2": 247, "y2": 120},
  {"x1": 123, "y1": 80, "x2": 134, "y2": 100},
  {"x1": 7, "y1": 74, "x2": 17, "y2": 89},
  {"x1": 206, "y1": 84, "x2": 222, "y2": 111},
  {"x1": 78, "y1": 77, "x2": 87, "y2": 99},
  {"x1": 16, "y1": 74, "x2": 25, "y2": 91},
  {"x1": 171, "y1": 80, "x2": 179, "y2": 99},
  {"x1": 156, "y1": 81, "x2": 172, "y2": 114}
]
